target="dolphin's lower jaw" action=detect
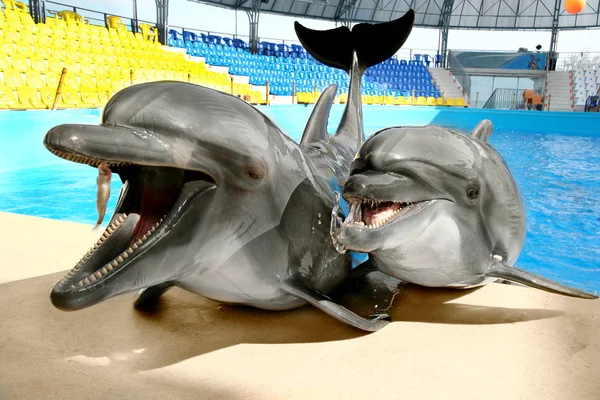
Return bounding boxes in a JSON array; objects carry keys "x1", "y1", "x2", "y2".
[
  {"x1": 331, "y1": 195, "x2": 439, "y2": 253},
  {"x1": 46, "y1": 146, "x2": 217, "y2": 311}
]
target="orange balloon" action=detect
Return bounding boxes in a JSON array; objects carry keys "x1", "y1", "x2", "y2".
[{"x1": 565, "y1": 0, "x2": 586, "y2": 14}]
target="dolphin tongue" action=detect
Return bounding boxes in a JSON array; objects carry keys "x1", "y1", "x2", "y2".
[{"x1": 129, "y1": 174, "x2": 183, "y2": 247}]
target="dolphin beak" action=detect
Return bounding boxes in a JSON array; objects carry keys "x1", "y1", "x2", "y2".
[{"x1": 44, "y1": 124, "x2": 177, "y2": 168}]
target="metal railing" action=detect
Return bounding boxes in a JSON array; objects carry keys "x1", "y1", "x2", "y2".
[
  {"x1": 482, "y1": 88, "x2": 543, "y2": 110},
  {"x1": 446, "y1": 50, "x2": 470, "y2": 100}
]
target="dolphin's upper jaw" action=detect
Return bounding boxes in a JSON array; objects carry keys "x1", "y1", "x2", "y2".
[{"x1": 46, "y1": 145, "x2": 217, "y2": 311}]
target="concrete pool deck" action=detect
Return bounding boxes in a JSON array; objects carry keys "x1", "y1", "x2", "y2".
[{"x1": 0, "y1": 211, "x2": 599, "y2": 399}]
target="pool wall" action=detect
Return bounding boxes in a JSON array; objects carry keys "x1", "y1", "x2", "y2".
[
  {"x1": 2, "y1": 106, "x2": 598, "y2": 172},
  {"x1": 256, "y1": 105, "x2": 600, "y2": 137}
]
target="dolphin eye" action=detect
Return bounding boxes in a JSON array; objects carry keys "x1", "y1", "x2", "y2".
[
  {"x1": 467, "y1": 186, "x2": 479, "y2": 200},
  {"x1": 243, "y1": 162, "x2": 266, "y2": 181}
]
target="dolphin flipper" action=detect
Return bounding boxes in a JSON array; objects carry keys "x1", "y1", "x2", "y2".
[
  {"x1": 293, "y1": 10, "x2": 415, "y2": 71},
  {"x1": 282, "y1": 274, "x2": 390, "y2": 332},
  {"x1": 487, "y1": 260, "x2": 598, "y2": 299},
  {"x1": 299, "y1": 84, "x2": 338, "y2": 148},
  {"x1": 133, "y1": 282, "x2": 175, "y2": 309},
  {"x1": 329, "y1": 259, "x2": 404, "y2": 320}
]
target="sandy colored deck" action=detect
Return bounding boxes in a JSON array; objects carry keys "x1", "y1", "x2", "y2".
[{"x1": 0, "y1": 211, "x2": 599, "y2": 399}]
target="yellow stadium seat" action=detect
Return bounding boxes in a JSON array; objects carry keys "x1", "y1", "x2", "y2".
[
  {"x1": 4, "y1": 10, "x2": 23, "y2": 31},
  {"x1": 4, "y1": 69, "x2": 23, "y2": 88},
  {"x1": 79, "y1": 51, "x2": 93, "y2": 64},
  {"x1": 80, "y1": 74, "x2": 95, "y2": 89},
  {"x1": 406, "y1": 96, "x2": 416, "y2": 105},
  {"x1": 65, "y1": 49, "x2": 79, "y2": 62},
  {"x1": 97, "y1": 86, "x2": 111, "y2": 104},
  {"x1": 59, "y1": 87, "x2": 80, "y2": 108},
  {"x1": 436, "y1": 97, "x2": 444, "y2": 106},
  {"x1": 25, "y1": 71, "x2": 44, "y2": 88},
  {"x1": 444, "y1": 97, "x2": 455, "y2": 106},
  {"x1": 40, "y1": 86, "x2": 56, "y2": 108},
  {"x1": 94, "y1": 76, "x2": 109, "y2": 88},
  {"x1": 17, "y1": 86, "x2": 44, "y2": 109},
  {"x1": 19, "y1": 32, "x2": 35, "y2": 46},
  {"x1": 64, "y1": 61, "x2": 80, "y2": 74},
  {"x1": 44, "y1": 73, "x2": 60, "y2": 89},
  {"x1": 416, "y1": 96, "x2": 427, "y2": 106},
  {"x1": 106, "y1": 15, "x2": 126, "y2": 32},
  {"x1": 38, "y1": 35, "x2": 53, "y2": 48},
  {"x1": 3, "y1": 0, "x2": 27, "y2": 12},
  {"x1": 0, "y1": 85, "x2": 15, "y2": 109},
  {"x1": 455, "y1": 97, "x2": 466, "y2": 107},
  {"x1": 49, "y1": 51, "x2": 66, "y2": 65},
  {"x1": 63, "y1": 74, "x2": 79, "y2": 89},
  {"x1": 56, "y1": 10, "x2": 85, "y2": 25},
  {"x1": 0, "y1": 56, "x2": 9, "y2": 71},
  {"x1": 340, "y1": 93, "x2": 348, "y2": 104},
  {"x1": 80, "y1": 89, "x2": 99, "y2": 107},
  {"x1": 427, "y1": 96, "x2": 437, "y2": 106},
  {"x1": 34, "y1": 46, "x2": 50, "y2": 60},
  {"x1": 3, "y1": 29, "x2": 19, "y2": 44},
  {"x1": 395, "y1": 96, "x2": 406, "y2": 105},
  {"x1": 28, "y1": 58, "x2": 46, "y2": 73},
  {"x1": 37, "y1": 24, "x2": 52, "y2": 37},
  {"x1": 139, "y1": 23, "x2": 158, "y2": 42}
]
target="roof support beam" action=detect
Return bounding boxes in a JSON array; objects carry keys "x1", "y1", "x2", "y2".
[
  {"x1": 438, "y1": 0, "x2": 453, "y2": 68},
  {"x1": 335, "y1": 0, "x2": 360, "y2": 21},
  {"x1": 246, "y1": 0, "x2": 262, "y2": 53},
  {"x1": 156, "y1": 0, "x2": 169, "y2": 45}
]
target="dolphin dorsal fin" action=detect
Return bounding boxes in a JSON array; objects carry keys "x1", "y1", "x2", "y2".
[
  {"x1": 300, "y1": 84, "x2": 337, "y2": 148},
  {"x1": 470, "y1": 119, "x2": 494, "y2": 142}
]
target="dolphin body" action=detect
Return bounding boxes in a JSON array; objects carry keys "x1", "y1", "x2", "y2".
[
  {"x1": 43, "y1": 10, "x2": 416, "y2": 332},
  {"x1": 331, "y1": 120, "x2": 598, "y2": 299}
]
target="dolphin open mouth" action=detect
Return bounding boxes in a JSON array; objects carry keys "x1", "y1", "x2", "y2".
[
  {"x1": 45, "y1": 141, "x2": 216, "y2": 310},
  {"x1": 343, "y1": 198, "x2": 432, "y2": 230}
]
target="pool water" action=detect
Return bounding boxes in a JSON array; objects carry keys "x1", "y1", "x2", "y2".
[{"x1": 0, "y1": 107, "x2": 598, "y2": 294}]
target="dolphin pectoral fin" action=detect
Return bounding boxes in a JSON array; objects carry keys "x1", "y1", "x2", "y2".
[
  {"x1": 282, "y1": 274, "x2": 390, "y2": 332},
  {"x1": 329, "y1": 259, "x2": 404, "y2": 320},
  {"x1": 133, "y1": 282, "x2": 175, "y2": 309},
  {"x1": 486, "y1": 261, "x2": 598, "y2": 299},
  {"x1": 299, "y1": 84, "x2": 338, "y2": 148}
]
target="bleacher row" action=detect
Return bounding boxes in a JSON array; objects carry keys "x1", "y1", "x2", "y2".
[
  {"x1": 0, "y1": 1, "x2": 467, "y2": 110},
  {"x1": 572, "y1": 65, "x2": 600, "y2": 106},
  {"x1": 167, "y1": 28, "x2": 467, "y2": 106}
]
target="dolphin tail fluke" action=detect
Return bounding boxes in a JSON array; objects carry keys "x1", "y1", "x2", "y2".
[
  {"x1": 487, "y1": 260, "x2": 598, "y2": 299},
  {"x1": 293, "y1": 10, "x2": 415, "y2": 71},
  {"x1": 299, "y1": 84, "x2": 338, "y2": 148},
  {"x1": 294, "y1": 10, "x2": 414, "y2": 148}
]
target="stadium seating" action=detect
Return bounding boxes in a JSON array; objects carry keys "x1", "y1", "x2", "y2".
[
  {"x1": 0, "y1": 5, "x2": 266, "y2": 109},
  {"x1": 166, "y1": 27, "x2": 469, "y2": 106},
  {"x1": 0, "y1": 3, "x2": 464, "y2": 110},
  {"x1": 572, "y1": 64, "x2": 599, "y2": 106}
]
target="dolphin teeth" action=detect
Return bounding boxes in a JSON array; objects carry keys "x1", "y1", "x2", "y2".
[
  {"x1": 77, "y1": 281, "x2": 84, "y2": 287},
  {"x1": 106, "y1": 264, "x2": 114, "y2": 272},
  {"x1": 111, "y1": 260, "x2": 118, "y2": 267},
  {"x1": 116, "y1": 256, "x2": 124, "y2": 263},
  {"x1": 83, "y1": 278, "x2": 91, "y2": 285},
  {"x1": 100, "y1": 267, "x2": 108, "y2": 275},
  {"x1": 94, "y1": 271, "x2": 102, "y2": 279},
  {"x1": 127, "y1": 248, "x2": 134, "y2": 254}
]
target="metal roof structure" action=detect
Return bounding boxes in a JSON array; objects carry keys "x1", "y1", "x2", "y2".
[{"x1": 188, "y1": 0, "x2": 600, "y2": 30}]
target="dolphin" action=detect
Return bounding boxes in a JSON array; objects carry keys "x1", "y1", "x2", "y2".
[
  {"x1": 42, "y1": 9, "x2": 416, "y2": 332},
  {"x1": 331, "y1": 120, "x2": 598, "y2": 299}
]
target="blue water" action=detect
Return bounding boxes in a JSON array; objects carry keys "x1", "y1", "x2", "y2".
[{"x1": 0, "y1": 107, "x2": 599, "y2": 293}]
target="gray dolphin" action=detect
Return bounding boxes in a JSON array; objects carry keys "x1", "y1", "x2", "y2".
[
  {"x1": 42, "y1": 9, "x2": 416, "y2": 332},
  {"x1": 331, "y1": 120, "x2": 598, "y2": 299}
]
